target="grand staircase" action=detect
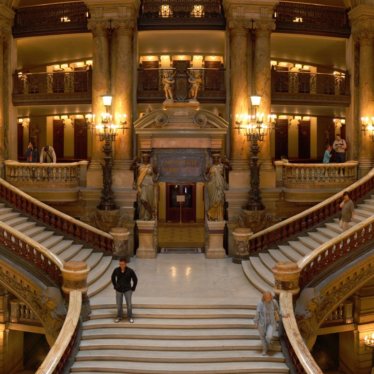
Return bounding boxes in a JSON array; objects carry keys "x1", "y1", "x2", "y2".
[{"x1": 242, "y1": 194, "x2": 374, "y2": 292}]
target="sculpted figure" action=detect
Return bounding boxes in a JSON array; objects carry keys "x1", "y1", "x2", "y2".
[
  {"x1": 205, "y1": 154, "x2": 229, "y2": 221},
  {"x1": 132, "y1": 153, "x2": 156, "y2": 220},
  {"x1": 188, "y1": 71, "x2": 202, "y2": 100},
  {"x1": 162, "y1": 71, "x2": 175, "y2": 100}
]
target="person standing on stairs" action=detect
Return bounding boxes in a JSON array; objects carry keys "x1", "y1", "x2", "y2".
[
  {"x1": 111, "y1": 257, "x2": 138, "y2": 323},
  {"x1": 254, "y1": 291, "x2": 281, "y2": 356},
  {"x1": 339, "y1": 191, "x2": 354, "y2": 231}
]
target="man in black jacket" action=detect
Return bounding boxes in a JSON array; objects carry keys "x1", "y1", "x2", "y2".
[{"x1": 111, "y1": 257, "x2": 138, "y2": 323}]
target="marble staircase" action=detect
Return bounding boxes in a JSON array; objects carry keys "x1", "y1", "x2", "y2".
[
  {"x1": 242, "y1": 194, "x2": 374, "y2": 292},
  {"x1": 0, "y1": 201, "x2": 114, "y2": 298}
]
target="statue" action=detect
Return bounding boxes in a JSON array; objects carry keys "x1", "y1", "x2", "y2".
[
  {"x1": 205, "y1": 154, "x2": 230, "y2": 221},
  {"x1": 188, "y1": 71, "x2": 202, "y2": 100},
  {"x1": 132, "y1": 153, "x2": 157, "y2": 221},
  {"x1": 162, "y1": 71, "x2": 175, "y2": 101}
]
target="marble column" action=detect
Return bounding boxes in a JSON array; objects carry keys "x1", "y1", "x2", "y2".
[
  {"x1": 112, "y1": 21, "x2": 135, "y2": 190},
  {"x1": 87, "y1": 20, "x2": 110, "y2": 188},
  {"x1": 253, "y1": 20, "x2": 275, "y2": 174}
]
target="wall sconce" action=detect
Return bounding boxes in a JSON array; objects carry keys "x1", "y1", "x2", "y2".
[
  {"x1": 361, "y1": 116, "x2": 374, "y2": 142},
  {"x1": 18, "y1": 117, "x2": 30, "y2": 128},
  {"x1": 333, "y1": 118, "x2": 345, "y2": 129},
  {"x1": 364, "y1": 333, "x2": 374, "y2": 348}
]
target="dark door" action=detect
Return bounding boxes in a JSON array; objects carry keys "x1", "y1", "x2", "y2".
[
  {"x1": 173, "y1": 60, "x2": 190, "y2": 101},
  {"x1": 298, "y1": 121, "x2": 311, "y2": 160},
  {"x1": 17, "y1": 122, "x2": 23, "y2": 159},
  {"x1": 74, "y1": 119, "x2": 88, "y2": 159},
  {"x1": 53, "y1": 120, "x2": 64, "y2": 160},
  {"x1": 166, "y1": 183, "x2": 196, "y2": 223},
  {"x1": 275, "y1": 119, "x2": 289, "y2": 159}
]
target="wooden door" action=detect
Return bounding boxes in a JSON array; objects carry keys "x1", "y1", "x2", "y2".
[
  {"x1": 275, "y1": 119, "x2": 289, "y2": 159},
  {"x1": 166, "y1": 184, "x2": 196, "y2": 223},
  {"x1": 74, "y1": 119, "x2": 88, "y2": 159},
  {"x1": 173, "y1": 60, "x2": 190, "y2": 101},
  {"x1": 298, "y1": 121, "x2": 311, "y2": 160},
  {"x1": 53, "y1": 120, "x2": 64, "y2": 160}
]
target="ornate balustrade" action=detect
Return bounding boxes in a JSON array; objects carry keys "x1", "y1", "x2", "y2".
[
  {"x1": 0, "y1": 178, "x2": 113, "y2": 253},
  {"x1": 320, "y1": 300, "x2": 354, "y2": 327},
  {"x1": 13, "y1": 70, "x2": 92, "y2": 106},
  {"x1": 275, "y1": 160, "x2": 358, "y2": 189},
  {"x1": 137, "y1": 67, "x2": 226, "y2": 103},
  {"x1": 13, "y1": 2, "x2": 88, "y2": 37},
  {"x1": 275, "y1": 2, "x2": 350, "y2": 37},
  {"x1": 10, "y1": 299, "x2": 42, "y2": 326},
  {"x1": 271, "y1": 69, "x2": 350, "y2": 106},
  {"x1": 36, "y1": 290, "x2": 82, "y2": 374},
  {"x1": 139, "y1": 0, "x2": 225, "y2": 30},
  {"x1": 249, "y1": 168, "x2": 374, "y2": 253}
]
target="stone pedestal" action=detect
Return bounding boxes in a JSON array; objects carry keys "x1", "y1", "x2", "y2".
[
  {"x1": 272, "y1": 261, "x2": 300, "y2": 295},
  {"x1": 232, "y1": 227, "x2": 252, "y2": 263},
  {"x1": 136, "y1": 220, "x2": 157, "y2": 259},
  {"x1": 61, "y1": 261, "x2": 91, "y2": 320},
  {"x1": 110, "y1": 227, "x2": 130, "y2": 260},
  {"x1": 205, "y1": 221, "x2": 226, "y2": 259}
]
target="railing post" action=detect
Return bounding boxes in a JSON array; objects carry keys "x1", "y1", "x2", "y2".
[
  {"x1": 273, "y1": 261, "x2": 300, "y2": 295},
  {"x1": 232, "y1": 227, "x2": 252, "y2": 263},
  {"x1": 110, "y1": 227, "x2": 130, "y2": 260},
  {"x1": 9, "y1": 300, "x2": 19, "y2": 323},
  {"x1": 62, "y1": 261, "x2": 90, "y2": 321},
  {"x1": 78, "y1": 160, "x2": 89, "y2": 187}
]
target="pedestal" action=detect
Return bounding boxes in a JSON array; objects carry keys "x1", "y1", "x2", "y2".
[
  {"x1": 136, "y1": 220, "x2": 157, "y2": 259},
  {"x1": 232, "y1": 227, "x2": 252, "y2": 263},
  {"x1": 110, "y1": 227, "x2": 130, "y2": 260},
  {"x1": 205, "y1": 221, "x2": 226, "y2": 259},
  {"x1": 272, "y1": 261, "x2": 300, "y2": 296}
]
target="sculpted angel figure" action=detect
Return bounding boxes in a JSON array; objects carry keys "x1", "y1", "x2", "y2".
[{"x1": 162, "y1": 71, "x2": 175, "y2": 100}]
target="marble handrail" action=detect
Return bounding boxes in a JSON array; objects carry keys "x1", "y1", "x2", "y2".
[
  {"x1": 0, "y1": 177, "x2": 113, "y2": 252},
  {"x1": 249, "y1": 167, "x2": 374, "y2": 253},
  {"x1": 4, "y1": 160, "x2": 89, "y2": 188},
  {"x1": 36, "y1": 290, "x2": 82, "y2": 374},
  {"x1": 280, "y1": 292, "x2": 323, "y2": 374}
]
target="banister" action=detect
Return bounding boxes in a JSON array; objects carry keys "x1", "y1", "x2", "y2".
[
  {"x1": 36, "y1": 290, "x2": 82, "y2": 374},
  {"x1": 0, "y1": 177, "x2": 113, "y2": 252},
  {"x1": 249, "y1": 167, "x2": 374, "y2": 253}
]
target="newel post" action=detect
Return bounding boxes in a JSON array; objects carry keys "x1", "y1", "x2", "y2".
[
  {"x1": 110, "y1": 227, "x2": 130, "y2": 259},
  {"x1": 61, "y1": 261, "x2": 90, "y2": 321},
  {"x1": 272, "y1": 261, "x2": 301, "y2": 295}
]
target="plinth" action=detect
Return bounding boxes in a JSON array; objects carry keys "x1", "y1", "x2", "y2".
[
  {"x1": 136, "y1": 220, "x2": 157, "y2": 259},
  {"x1": 205, "y1": 221, "x2": 226, "y2": 259}
]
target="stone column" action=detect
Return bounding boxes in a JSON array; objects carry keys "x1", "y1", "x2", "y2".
[
  {"x1": 61, "y1": 261, "x2": 91, "y2": 321},
  {"x1": 205, "y1": 221, "x2": 226, "y2": 259},
  {"x1": 112, "y1": 21, "x2": 136, "y2": 190},
  {"x1": 86, "y1": 20, "x2": 110, "y2": 188},
  {"x1": 253, "y1": 19, "x2": 275, "y2": 175}
]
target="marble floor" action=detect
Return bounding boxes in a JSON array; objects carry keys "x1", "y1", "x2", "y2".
[{"x1": 91, "y1": 253, "x2": 262, "y2": 306}]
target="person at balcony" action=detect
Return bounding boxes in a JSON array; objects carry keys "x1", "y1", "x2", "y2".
[
  {"x1": 332, "y1": 134, "x2": 347, "y2": 163},
  {"x1": 339, "y1": 191, "x2": 354, "y2": 231},
  {"x1": 25, "y1": 141, "x2": 39, "y2": 163},
  {"x1": 205, "y1": 154, "x2": 229, "y2": 221},
  {"x1": 133, "y1": 153, "x2": 157, "y2": 221},
  {"x1": 323, "y1": 144, "x2": 332, "y2": 163},
  {"x1": 40, "y1": 145, "x2": 56, "y2": 163},
  {"x1": 254, "y1": 291, "x2": 282, "y2": 356},
  {"x1": 111, "y1": 257, "x2": 138, "y2": 324}
]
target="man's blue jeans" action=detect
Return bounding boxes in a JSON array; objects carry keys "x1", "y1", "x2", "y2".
[{"x1": 116, "y1": 290, "x2": 133, "y2": 319}]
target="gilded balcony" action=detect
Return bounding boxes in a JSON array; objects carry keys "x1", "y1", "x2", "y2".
[
  {"x1": 12, "y1": 70, "x2": 92, "y2": 106},
  {"x1": 271, "y1": 69, "x2": 350, "y2": 107}
]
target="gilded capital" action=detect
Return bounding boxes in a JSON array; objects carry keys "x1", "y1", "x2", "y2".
[
  {"x1": 351, "y1": 18, "x2": 374, "y2": 43},
  {"x1": 88, "y1": 19, "x2": 110, "y2": 37}
]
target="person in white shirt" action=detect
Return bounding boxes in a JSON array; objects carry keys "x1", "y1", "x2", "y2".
[
  {"x1": 332, "y1": 134, "x2": 347, "y2": 163},
  {"x1": 40, "y1": 145, "x2": 57, "y2": 163}
]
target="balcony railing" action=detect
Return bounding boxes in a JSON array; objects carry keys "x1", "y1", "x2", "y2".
[
  {"x1": 13, "y1": 2, "x2": 88, "y2": 38},
  {"x1": 271, "y1": 69, "x2": 350, "y2": 106},
  {"x1": 139, "y1": 0, "x2": 225, "y2": 30},
  {"x1": 13, "y1": 70, "x2": 92, "y2": 106},
  {"x1": 137, "y1": 67, "x2": 226, "y2": 103},
  {"x1": 275, "y1": 2, "x2": 350, "y2": 38}
]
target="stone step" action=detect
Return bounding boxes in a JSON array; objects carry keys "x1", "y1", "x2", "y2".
[
  {"x1": 87, "y1": 256, "x2": 113, "y2": 285},
  {"x1": 75, "y1": 349, "x2": 285, "y2": 364},
  {"x1": 249, "y1": 257, "x2": 274, "y2": 286},
  {"x1": 258, "y1": 253, "x2": 276, "y2": 271},
  {"x1": 316, "y1": 227, "x2": 338, "y2": 239},
  {"x1": 297, "y1": 236, "x2": 320, "y2": 250},
  {"x1": 58, "y1": 244, "x2": 83, "y2": 262},
  {"x1": 354, "y1": 208, "x2": 373, "y2": 217},
  {"x1": 4, "y1": 216, "x2": 29, "y2": 227},
  {"x1": 242, "y1": 260, "x2": 271, "y2": 293},
  {"x1": 71, "y1": 248, "x2": 94, "y2": 263},
  {"x1": 50, "y1": 239, "x2": 74, "y2": 255},
  {"x1": 32, "y1": 230, "x2": 55, "y2": 243},
  {"x1": 86, "y1": 252, "x2": 104, "y2": 270},
  {"x1": 358, "y1": 203, "x2": 374, "y2": 213},
  {"x1": 70, "y1": 361, "x2": 289, "y2": 373},
  {"x1": 89, "y1": 308, "x2": 255, "y2": 320},
  {"x1": 288, "y1": 241, "x2": 312, "y2": 256},
  {"x1": 268, "y1": 249, "x2": 289, "y2": 264},
  {"x1": 78, "y1": 338, "x2": 281, "y2": 352},
  {"x1": 325, "y1": 222, "x2": 343, "y2": 234},
  {"x1": 88, "y1": 260, "x2": 117, "y2": 298},
  {"x1": 13, "y1": 221, "x2": 36, "y2": 232},
  {"x1": 40, "y1": 235, "x2": 64, "y2": 249},
  {"x1": 308, "y1": 231, "x2": 330, "y2": 244},
  {"x1": 0, "y1": 212, "x2": 21, "y2": 221},
  {"x1": 81, "y1": 326, "x2": 262, "y2": 340},
  {"x1": 278, "y1": 245, "x2": 302, "y2": 262},
  {"x1": 0, "y1": 207, "x2": 14, "y2": 216},
  {"x1": 23, "y1": 226, "x2": 45, "y2": 238}
]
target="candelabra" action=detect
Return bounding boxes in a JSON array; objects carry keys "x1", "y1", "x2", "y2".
[
  {"x1": 96, "y1": 95, "x2": 127, "y2": 211},
  {"x1": 235, "y1": 95, "x2": 275, "y2": 211}
]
